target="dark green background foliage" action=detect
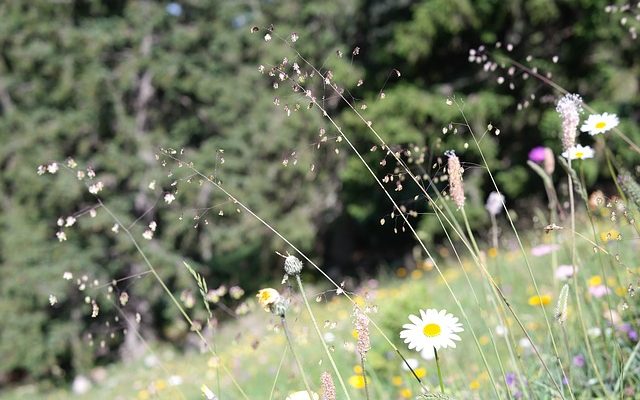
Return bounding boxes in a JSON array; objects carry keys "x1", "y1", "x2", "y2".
[{"x1": 0, "y1": 0, "x2": 638, "y2": 383}]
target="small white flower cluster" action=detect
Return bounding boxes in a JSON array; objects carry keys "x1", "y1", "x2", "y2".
[
  {"x1": 164, "y1": 193, "x2": 175, "y2": 204},
  {"x1": 142, "y1": 221, "x2": 157, "y2": 240},
  {"x1": 485, "y1": 191, "x2": 505, "y2": 216},
  {"x1": 88, "y1": 181, "x2": 104, "y2": 194}
]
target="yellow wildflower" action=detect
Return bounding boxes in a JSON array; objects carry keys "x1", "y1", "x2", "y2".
[
  {"x1": 348, "y1": 375, "x2": 366, "y2": 389},
  {"x1": 588, "y1": 276, "x2": 602, "y2": 287},
  {"x1": 256, "y1": 288, "x2": 280, "y2": 312},
  {"x1": 528, "y1": 294, "x2": 552, "y2": 306}
]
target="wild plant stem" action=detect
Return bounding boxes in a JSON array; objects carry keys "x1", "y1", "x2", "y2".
[
  {"x1": 461, "y1": 209, "x2": 481, "y2": 258},
  {"x1": 360, "y1": 356, "x2": 370, "y2": 400},
  {"x1": 269, "y1": 346, "x2": 288, "y2": 400},
  {"x1": 295, "y1": 275, "x2": 351, "y2": 399},
  {"x1": 567, "y1": 166, "x2": 609, "y2": 396},
  {"x1": 281, "y1": 316, "x2": 315, "y2": 398},
  {"x1": 457, "y1": 102, "x2": 566, "y2": 397},
  {"x1": 435, "y1": 210, "x2": 506, "y2": 397},
  {"x1": 501, "y1": 55, "x2": 640, "y2": 155},
  {"x1": 561, "y1": 325, "x2": 572, "y2": 388},
  {"x1": 615, "y1": 336, "x2": 640, "y2": 392},
  {"x1": 434, "y1": 347, "x2": 445, "y2": 393},
  {"x1": 165, "y1": 151, "x2": 428, "y2": 391},
  {"x1": 97, "y1": 199, "x2": 248, "y2": 400},
  {"x1": 579, "y1": 163, "x2": 624, "y2": 372},
  {"x1": 490, "y1": 213, "x2": 498, "y2": 249}
]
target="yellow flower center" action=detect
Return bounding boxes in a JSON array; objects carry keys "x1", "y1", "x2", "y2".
[
  {"x1": 595, "y1": 121, "x2": 606, "y2": 129},
  {"x1": 422, "y1": 323, "x2": 441, "y2": 337},
  {"x1": 575, "y1": 151, "x2": 584, "y2": 159}
]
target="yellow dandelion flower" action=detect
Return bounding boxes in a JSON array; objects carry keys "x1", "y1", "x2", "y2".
[
  {"x1": 137, "y1": 390, "x2": 150, "y2": 400},
  {"x1": 528, "y1": 294, "x2": 552, "y2": 306},
  {"x1": 526, "y1": 321, "x2": 540, "y2": 331},
  {"x1": 256, "y1": 288, "x2": 280, "y2": 312},
  {"x1": 353, "y1": 365, "x2": 363, "y2": 374},
  {"x1": 470, "y1": 379, "x2": 481, "y2": 390},
  {"x1": 414, "y1": 367, "x2": 427, "y2": 379},
  {"x1": 420, "y1": 260, "x2": 434, "y2": 271},
  {"x1": 487, "y1": 247, "x2": 498, "y2": 258},
  {"x1": 615, "y1": 286, "x2": 626, "y2": 297},
  {"x1": 588, "y1": 276, "x2": 602, "y2": 287},
  {"x1": 600, "y1": 229, "x2": 620, "y2": 242},
  {"x1": 400, "y1": 388, "x2": 412, "y2": 398},
  {"x1": 348, "y1": 375, "x2": 366, "y2": 389},
  {"x1": 154, "y1": 379, "x2": 167, "y2": 391},
  {"x1": 391, "y1": 375, "x2": 403, "y2": 386}
]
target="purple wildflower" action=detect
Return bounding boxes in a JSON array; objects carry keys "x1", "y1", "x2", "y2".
[
  {"x1": 528, "y1": 146, "x2": 547, "y2": 163},
  {"x1": 505, "y1": 373, "x2": 517, "y2": 387},
  {"x1": 531, "y1": 244, "x2": 560, "y2": 257},
  {"x1": 588, "y1": 285, "x2": 610, "y2": 298}
]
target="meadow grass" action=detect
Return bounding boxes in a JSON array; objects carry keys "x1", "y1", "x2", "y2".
[
  {"x1": 19, "y1": 24, "x2": 640, "y2": 400},
  {"x1": 3, "y1": 215, "x2": 637, "y2": 399}
]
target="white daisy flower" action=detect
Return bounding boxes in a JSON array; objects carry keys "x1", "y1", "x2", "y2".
[
  {"x1": 420, "y1": 346, "x2": 436, "y2": 360},
  {"x1": 400, "y1": 309, "x2": 463, "y2": 353},
  {"x1": 580, "y1": 112, "x2": 619, "y2": 135},
  {"x1": 285, "y1": 391, "x2": 319, "y2": 400},
  {"x1": 401, "y1": 358, "x2": 420, "y2": 371},
  {"x1": 561, "y1": 144, "x2": 595, "y2": 160}
]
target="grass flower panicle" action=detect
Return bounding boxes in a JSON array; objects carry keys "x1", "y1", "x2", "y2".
[
  {"x1": 556, "y1": 93, "x2": 583, "y2": 151},
  {"x1": 354, "y1": 306, "x2": 371, "y2": 358},
  {"x1": 555, "y1": 284, "x2": 570, "y2": 324},
  {"x1": 320, "y1": 372, "x2": 336, "y2": 400},
  {"x1": 445, "y1": 151, "x2": 465, "y2": 209}
]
